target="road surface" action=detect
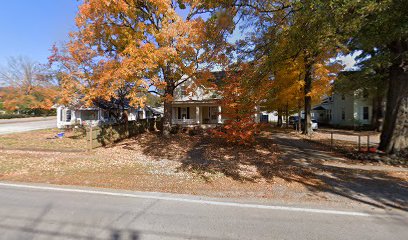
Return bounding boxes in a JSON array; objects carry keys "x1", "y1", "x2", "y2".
[
  {"x1": 0, "y1": 116, "x2": 56, "y2": 135},
  {"x1": 0, "y1": 182, "x2": 406, "y2": 240}
]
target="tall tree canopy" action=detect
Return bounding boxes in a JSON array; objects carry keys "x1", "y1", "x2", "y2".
[
  {"x1": 51, "y1": 0, "x2": 234, "y2": 135},
  {"x1": 346, "y1": 0, "x2": 408, "y2": 153},
  {"x1": 234, "y1": 0, "x2": 344, "y2": 134}
]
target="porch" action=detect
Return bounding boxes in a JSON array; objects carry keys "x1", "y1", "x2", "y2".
[{"x1": 171, "y1": 104, "x2": 223, "y2": 127}]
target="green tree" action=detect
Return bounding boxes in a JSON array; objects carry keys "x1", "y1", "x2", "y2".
[
  {"x1": 346, "y1": 0, "x2": 408, "y2": 153},
  {"x1": 234, "y1": 0, "x2": 344, "y2": 134}
]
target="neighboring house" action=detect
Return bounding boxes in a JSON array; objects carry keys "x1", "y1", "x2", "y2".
[
  {"x1": 56, "y1": 103, "x2": 162, "y2": 129},
  {"x1": 312, "y1": 89, "x2": 375, "y2": 128},
  {"x1": 171, "y1": 72, "x2": 226, "y2": 128},
  {"x1": 259, "y1": 111, "x2": 279, "y2": 123}
]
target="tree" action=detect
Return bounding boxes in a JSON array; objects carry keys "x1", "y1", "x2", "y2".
[
  {"x1": 51, "y1": 0, "x2": 233, "y2": 136},
  {"x1": 345, "y1": 0, "x2": 408, "y2": 153},
  {"x1": 146, "y1": 93, "x2": 162, "y2": 107},
  {"x1": 0, "y1": 56, "x2": 58, "y2": 113},
  {"x1": 214, "y1": 65, "x2": 267, "y2": 144},
  {"x1": 234, "y1": 1, "x2": 343, "y2": 134}
]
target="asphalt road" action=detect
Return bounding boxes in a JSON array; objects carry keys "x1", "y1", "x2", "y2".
[
  {"x1": 0, "y1": 183, "x2": 407, "y2": 240},
  {"x1": 0, "y1": 116, "x2": 56, "y2": 135}
]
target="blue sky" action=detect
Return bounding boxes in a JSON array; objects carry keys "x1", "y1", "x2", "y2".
[
  {"x1": 0, "y1": 0, "x2": 79, "y2": 66},
  {"x1": 0, "y1": 1, "x2": 356, "y2": 69}
]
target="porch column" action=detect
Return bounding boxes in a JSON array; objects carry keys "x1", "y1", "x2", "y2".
[
  {"x1": 57, "y1": 107, "x2": 62, "y2": 123},
  {"x1": 254, "y1": 105, "x2": 260, "y2": 123},
  {"x1": 218, "y1": 105, "x2": 222, "y2": 124},
  {"x1": 196, "y1": 106, "x2": 200, "y2": 124}
]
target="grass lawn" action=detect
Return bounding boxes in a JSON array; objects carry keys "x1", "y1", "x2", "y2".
[
  {"x1": 0, "y1": 128, "x2": 87, "y2": 151},
  {"x1": 0, "y1": 131, "x2": 407, "y2": 209}
]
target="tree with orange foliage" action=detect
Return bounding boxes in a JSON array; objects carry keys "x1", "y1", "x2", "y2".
[
  {"x1": 50, "y1": 0, "x2": 234, "y2": 136},
  {"x1": 214, "y1": 65, "x2": 268, "y2": 144},
  {"x1": 0, "y1": 56, "x2": 58, "y2": 113},
  {"x1": 234, "y1": 1, "x2": 345, "y2": 134},
  {"x1": 262, "y1": 53, "x2": 341, "y2": 130}
]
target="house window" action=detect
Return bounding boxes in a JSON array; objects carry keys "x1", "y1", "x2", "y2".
[
  {"x1": 102, "y1": 110, "x2": 110, "y2": 120},
  {"x1": 341, "y1": 108, "x2": 346, "y2": 120},
  {"x1": 178, "y1": 107, "x2": 190, "y2": 119},
  {"x1": 363, "y1": 107, "x2": 369, "y2": 120},
  {"x1": 66, "y1": 110, "x2": 71, "y2": 122},
  {"x1": 81, "y1": 110, "x2": 98, "y2": 121}
]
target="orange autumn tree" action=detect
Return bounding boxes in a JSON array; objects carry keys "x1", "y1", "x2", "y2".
[
  {"x1": 0, "y1": 56, "x2": 58, "y2": 113},
  {"x1": 51, "y1": 0, "x2": 233, "y2": 135},
  {"x1": 234, "y1": 1, "x2": 347, "y2": 135},
  {"x1": 262, "y1": 57, "x2": 304, "y2": 127},
  {"x1": 262, "y1": 54, "x2": 341, "y2": 128},
  {"x1": 214, "y1": 65, "x2": 268, "y2": 144}
]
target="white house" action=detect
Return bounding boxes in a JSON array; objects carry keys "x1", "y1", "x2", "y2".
[
  {"x1": 56, "y1": 104, "x2": 162, "y2": 129},
  {"x1": 259, "y1": 111, "x2": 279, "y2": 123},
  {"x1": 170, "y1": 71, "x2": 266, "y2": 128},
  {"x1": 312, "y1": 89, "x2": 374, "y2": 128},
  {"x1": 171, "y1": 72, "x2": 225, "y2": 128}
]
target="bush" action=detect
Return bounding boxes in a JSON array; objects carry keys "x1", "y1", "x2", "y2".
[
  {"x1": 170, "y1": 125, "x2": 180, "y2": 134},
  {"x1": 0, "y1": 114, "x2": 30, "y2": 119}
]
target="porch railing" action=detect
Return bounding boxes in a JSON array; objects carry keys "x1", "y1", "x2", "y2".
[{"x1": 172, "y1": 119, "x2": 198, "y2": 125}]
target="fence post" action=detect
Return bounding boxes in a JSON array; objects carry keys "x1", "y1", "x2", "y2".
[
  {"x1": 358, "y1": 135, "x2": 361, "y2": 152},
  {"x1": 330, "y1": 131, "x2": 333, "y2": 151},
  {"x1": 367, "y1": 135, "x2": 370, "y2": 152},
  {"x1": 89, "y1": 125, "x2": 93, "y2": 151}
]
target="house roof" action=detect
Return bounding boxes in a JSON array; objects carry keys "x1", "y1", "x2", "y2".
[
  {"x1": 145, "y1": 106, "x2": 163, "y2": 115},
  {"x1": 313, "y1": 105, "x2": 327, "y2": 111}
]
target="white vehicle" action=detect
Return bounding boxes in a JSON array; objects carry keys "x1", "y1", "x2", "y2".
[{"x1": 311, "y1": 119, "x2": 318, "y2": 130}]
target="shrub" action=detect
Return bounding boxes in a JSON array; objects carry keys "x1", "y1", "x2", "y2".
[{"x1": 0, "y1": 114, "x2": 30, "y2": 119}]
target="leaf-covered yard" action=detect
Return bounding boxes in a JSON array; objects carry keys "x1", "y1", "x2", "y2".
[
  {"x1": 0, "y1": 128, "x2": 87, "y2": 151},
  {"x1": 0, "y1": 130, "x2": 407, "y2": 211}
]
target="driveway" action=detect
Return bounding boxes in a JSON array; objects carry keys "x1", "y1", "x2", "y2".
[
  {"x1": 0, "y1": 182, "x2": 406, "y2": 240},
  {"x1": 0, "y1": 116, "x2": 56, "y2": 135}
]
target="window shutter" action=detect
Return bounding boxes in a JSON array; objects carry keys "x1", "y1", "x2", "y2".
[
  {"x1": 178, "y1": 107, "x2": 181, "y2": 119},
  {"x1": 187, "y1": 107, "x2": 190, "y2": 119}
]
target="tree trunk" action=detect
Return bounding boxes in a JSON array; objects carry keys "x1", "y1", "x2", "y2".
[
  {"x1": 371, "y1": 89, "x2": 384, "y2": 132},
  {"x1": 303, "y1": 61, "x2": 313, "y2": 135},
  {"x1": 162, "y1": 101, "x2": 172, "y2": 136},
  {"x1": 297, "y1": 99, "x2": 302, "y2": 132},
  {"x1": 379, "y1": 40, "x2": 408, "y2": 153},
  {"x1": 162, "y1": 76, "x2": 175, "y2": 137},
  {"x1": 277, "y1": 108, "x2": 283, "y2": 127},
  {"x1": 285, "y1": 102, "x2": 289, "y2": 128}
]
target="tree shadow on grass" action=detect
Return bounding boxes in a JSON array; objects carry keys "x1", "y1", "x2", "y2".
[{"x1": 127, "y1": 132, "x2": 408, "y2": 211}]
